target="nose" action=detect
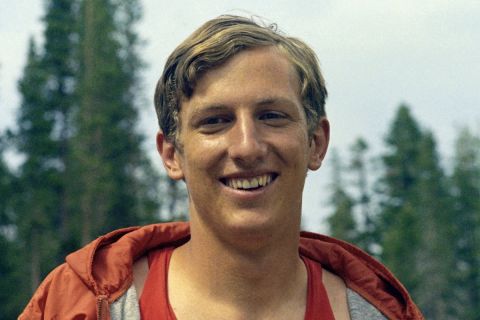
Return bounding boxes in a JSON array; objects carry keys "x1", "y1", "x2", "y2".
[{"x1": 228, "y1": 113, "x2": 267, "y2": 167}]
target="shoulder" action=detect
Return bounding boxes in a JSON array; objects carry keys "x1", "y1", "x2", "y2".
[
  {"x1": 19, "y1": 223, "x2": 190, "y2": 319},
  {"x1": 300, "y1": 232, "x2": 424, "y2": 319},
  {"x1": 322, "y1": 269, "x2": 388, "y2": 320},
  {"x1": 133, "y1": 255, "x2": 149, "y2": 297},
  {"x1": 322, "y1": 269, "x2": 351, "y2": 320},
  {"x1": 19, "y1": 263, "x2": 97, "y2": 319},
  {"x1": 347, "y1": 289, "x2": 387, "y2": 320}
]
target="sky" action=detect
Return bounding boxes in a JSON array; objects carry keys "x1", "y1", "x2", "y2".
[{"x1": 1, "y1": 0, "x2": 479, "y2": 232}]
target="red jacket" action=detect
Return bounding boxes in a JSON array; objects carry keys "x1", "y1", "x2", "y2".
[{"x1": 19, "y1": 222, "x2": 423, "y2": 319}]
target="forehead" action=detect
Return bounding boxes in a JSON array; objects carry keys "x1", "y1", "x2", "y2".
[{"x1": 181, "y1": 46, "x2": 301, "y2": 110}]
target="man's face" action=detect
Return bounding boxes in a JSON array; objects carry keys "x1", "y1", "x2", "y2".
[{"x1": 158, "y1": 46, "x2": 329, "y2": 245}]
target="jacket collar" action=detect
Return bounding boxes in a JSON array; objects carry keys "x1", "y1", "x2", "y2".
[
  {"x1": 66, "y1": 222, "x2": 190, "y2": 301},
  {"x1": 299, "y1": 231, "x2": 422, "y2": 319},
  {"x1": 65, "y1": 222, "x2": 421, "y2": 319}
]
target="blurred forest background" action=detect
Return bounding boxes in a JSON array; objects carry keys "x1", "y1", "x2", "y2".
[{"x1": 0, "y1": 0, "x2": 479, "y2": 319}]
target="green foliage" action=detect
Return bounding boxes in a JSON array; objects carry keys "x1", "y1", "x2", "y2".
[
  {"x1": 325, "y1": 104, "x2": 476, "y2": 318},
  {"x1": 72, "y1": 0, "x2": 159, "y2": 243},
  {"x1": 4, "y1": 34, "x2": 72, "y2": 317},
  {"x1": 0, "y1": 234, "x2": 24, "y2": 320},
  {"x1": 381, "y1": 105, "x2": 423, "y2": 207},
  {"x1": 13, "y1": 38, "x2": 62, "y2": 295},
  {"x1": 450, "y1": 127, "x2": 480, "y2": 319},
  {"x1": 2, "y1": 0, "x2": 165, "y2": 315},
  {"x1": 0, "y1": 135, "x2": 26, "y2": 319},
  {"x1": 327, "y1": 138, "x2": 379, "y2": 254},
  {"x1": 32, "y1": 0, "x2": 77, "y2": 261},
  {"x1": 377, "y1": 105, "x2": 455, "y2": 318},
  {"x1": 348, "y1": 138, "x2": 377, "y2": 254},
  {"x1": 327, "y1": 149, "x2": 357, "y2": 243},
  {"x1": 0, "y1": 135, "x2": 13, "y2": 226}
]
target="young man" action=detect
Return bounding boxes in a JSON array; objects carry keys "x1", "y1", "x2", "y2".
[{"x1": 20, "y1": 16, "x2": 423, "y2": 319}]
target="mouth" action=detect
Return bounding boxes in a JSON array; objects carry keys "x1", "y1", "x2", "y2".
[{"x1": 220, "y1": 173, "x2": 278, "y2": 191}]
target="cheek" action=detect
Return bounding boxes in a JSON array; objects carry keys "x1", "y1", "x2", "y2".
[
  {"x1": 181, "y1": 138, "x2": 225, "y2": 175},
  {"x1": 282, "y1": 129, "x2": 310, "y2": 157}
]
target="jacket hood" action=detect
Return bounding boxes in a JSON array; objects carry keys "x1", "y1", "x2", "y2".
[
  {"x1": 65, "y1": 222, "x2": 422, "y2": 319},
  {"x1": 66, "y1": 222, "x2": 190, "y2": 302},
  {"x1": 299, "y1": 231, "x2": 422, "y2": 320}
]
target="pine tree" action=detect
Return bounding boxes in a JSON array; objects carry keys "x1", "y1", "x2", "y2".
[
  {"x1": 13, "y1": 39, "x2": 61, "y2": 295},
  {"x1": 40, "y1": 0, "x2": 77, "y2": 259},
  {"x1": 349, "y1": 138, "x2": 375, "y2": 253},
  {"x1": 16, "y1": 41, "x2": 54, "y2": 292},
  {"x1": 451, "y1": 127, "x2": 480, "y2": 319},
  {"x1": 9, "y1": 1, "x2": 78, "y2": 303},
  {"x1": 73, "y1": 0, "x2": 158, "y2": 243},
  {"x1": 413, "y1": 131, "x2": 455, "y2": 318},
  {"x1": 327, "y1": 149, "x2": 357, "y2": 243},
  {"x1": 350, "y1": 138, "x2": 370, "y2": 220},
  {"x1": 0, "y1": 134, "x2": 13, "y2": 239},
  {"x1": 378, "y1": 105, "x2": 424, "y2": 294},
  {"x1": 8, "y1": 1, "x2": 161, "y2": 310},
  {"x1": 164, "y1": 178, "x2": 188, "y2": 221},
  {"x1": 378, "y1": 105, "x2": 455, "y2": 318},
  {"x1": 0, "y1": 134, "x2": 23, "y2": 318}
]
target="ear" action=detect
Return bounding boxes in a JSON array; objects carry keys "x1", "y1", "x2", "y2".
[
  {"x1": 308, "y1": 117, "x2": 330, "y2": 171},
  {"x1": 156, "y1": 131, "x2": 185, "y2": 180}
]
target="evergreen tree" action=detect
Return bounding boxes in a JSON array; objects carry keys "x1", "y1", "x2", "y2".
[
  {"x1": 164, "y1": 178, "x2": 188, "y2": 221},
  {"x1": 40, "y1": 0, "x2": 77, "y2": 259},
  {"x1": 451, "y1": 127, "x2": 480, "y2": 319},
  {"x1": 350, "y1": 138, "x2": 370, "y2": 220},
  {"x1": 9, "y1": 1, "x2": 78, "y2": 304},
  {"x1": 413, "y1": 132, "x2": 455, "y2": 318},
  {"x1": 73, "y1": 0, "x2": 158, "y2": 244},
  {"x1": 378, "y1": 105, "x2": 424, "y2": 293},
  {"x1": 327, "y1": 149, "x2": 357, "y2": 243},
  {"x1": 0, "y1": 134, "x2": 23, "y2": 318},
  {"x1": 349, "y1": 138, "x2": 375, "y2": 253},
  {"x1": 0, "y1": 134, "x2": 13, "y2": 240},
  {"x1": 7, "y1": 1, "x2": 161, "y2": 311},
  {"x1": 378, "y1": 105, "x2": 455, "y2": 318},
  {"x1": 13, "y1": 39, "x2": 60, "y2": 295}
]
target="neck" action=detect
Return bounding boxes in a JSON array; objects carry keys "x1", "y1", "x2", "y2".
[{"x1": 169, "y1": 220, "x2": 307, "y2": 317}]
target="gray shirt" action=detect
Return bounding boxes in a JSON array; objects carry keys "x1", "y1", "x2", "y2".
[{"x1": 110, "y1": 285, "x2": 388, "y2": 319}]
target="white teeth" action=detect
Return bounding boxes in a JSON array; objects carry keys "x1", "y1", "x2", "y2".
[
  {"x1": 250, "y1": 177, "x2": 259, "y2": 188},
  {"x1": 225, "y1": 174, "x2": 274, "y2": 190}
]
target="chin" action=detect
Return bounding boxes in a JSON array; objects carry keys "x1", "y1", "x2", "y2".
[{"x1": 223, "y1": 216, "x2": 282, "y2": 244}]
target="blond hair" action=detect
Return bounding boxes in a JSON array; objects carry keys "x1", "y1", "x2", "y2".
[{"x1": 154, "y1": 15, "x2": 327, "y2": 143}]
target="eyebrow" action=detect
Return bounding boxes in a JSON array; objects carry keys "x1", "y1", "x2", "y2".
[
  {"x1": 188, "y1": 96, "x2": 299, "y2": 120},
  {"x1": 255, "y1": 97, "x2": 298, "y2": 108},
  {"x1": 186, "y1": 104, "x2": 229, "y2": 127},
  {"x1": 189, "y1": 104, "x2": 228, "y2": 118}
]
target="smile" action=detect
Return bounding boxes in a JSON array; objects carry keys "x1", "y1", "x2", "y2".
[{"x1": 221, "y1": 174, "x2": 277, "y2": 190}]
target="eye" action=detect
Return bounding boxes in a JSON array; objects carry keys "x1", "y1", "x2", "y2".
[
  {"x1": 259, "y1": 111, "x2": 284, "y2": 120},
  {"x1": 202, "y1": 116, "x2": 230, "y2": 125},
  {"x1": 202, "y1": 116, "x2": 229, "y2": 125},
  {"x1": 197, "y1": 115, "x2": 232, "y2": 133},
  {"x1": 258, "y1": 111, "x2": 289, "y2": 126}
]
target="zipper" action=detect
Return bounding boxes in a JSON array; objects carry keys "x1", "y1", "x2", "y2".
[{"x1": 96, "y1": 295, "x2": 109, "y2": 320}]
